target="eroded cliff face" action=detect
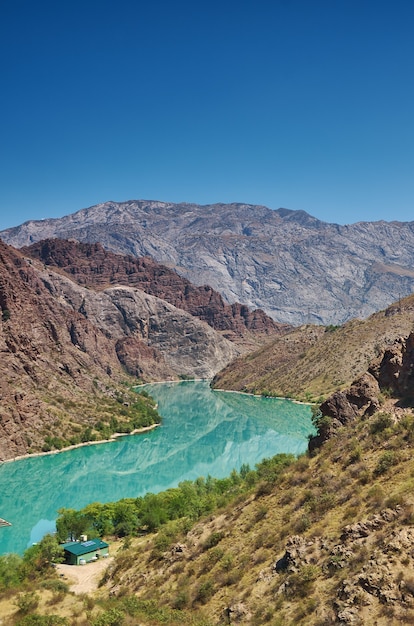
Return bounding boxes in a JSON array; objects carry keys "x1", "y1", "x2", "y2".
[
  {"x1": 39, "y1": 270, "x2": 239, "y2": 379},
  {"x1": 21, "y1": 238, "x2": 285, "y2": 341},
  {"x1": 0, "y1": 241, "x2": 125, "y2": 459},
  {"x1": 0, "y1": 239, "x2": 240, "y2": 460}
]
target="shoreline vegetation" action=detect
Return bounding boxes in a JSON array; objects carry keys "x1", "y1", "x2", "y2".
[
  {"x1": 212, "y1": 386, "x2": 313, "y2": 405},
  {"x1": 1, "y1": 423, "x2": 160, "y2": 466},
  {"x1": 134, "y1": 377, "x2": 208, "y2": 387},
  {"x1": 137, "y1": 378, "x2": 313, "y2": 405}
]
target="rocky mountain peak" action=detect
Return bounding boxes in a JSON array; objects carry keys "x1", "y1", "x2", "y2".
[{"x1": 2, "y1": 199, "x2": 414, "y2": 325}]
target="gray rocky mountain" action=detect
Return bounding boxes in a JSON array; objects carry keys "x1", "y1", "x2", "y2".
[
  {"x1": 37, "y1": 266, "x2": 240, "y2": 380},
  {"x1": 2, "y1": 200, "x2": 414, "y2": 324}
]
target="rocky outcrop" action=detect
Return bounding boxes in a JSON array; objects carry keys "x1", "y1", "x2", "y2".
[
  {"x1": 309, "y1": 373, "x2": 381, "y2": 450},
  {"x1": 334, "y1": 515, "x2": 413, "y2": 624},
  {"x1": 274, "y1": 535, "x2": 311, "y2": 573},
  {"x1": 273, "y1": 507, "x2": 412, "y2": 625},
  {"x1": 3, "y1": 200, "x2": 414, "y2": 324},
  {"x1": 369, "y1": 333, "x2": 414, "y2": 399},
  {"x1": 340, "y1": 508, "x2": 401, "y2": 542},
  {"x1": 223, "y1": 602, "x2": 251, "y2": 624},
  {"x1": 310, "y1": 331, "x2": 414, "y2": 448},
  {"x1": 320, "y1": 373, "x2": 381, "y2": 425}
]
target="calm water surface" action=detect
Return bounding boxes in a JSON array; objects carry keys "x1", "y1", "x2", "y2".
[{"x1": 0, "y1": 381, "x2": 313, "y2": 555}]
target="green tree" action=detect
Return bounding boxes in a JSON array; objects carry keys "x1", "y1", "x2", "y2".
[
  {"x1": 139, "y1": 493, "x2": 168, "y2": 531},
  {"x1": 83, "y1": 502, "x2": 115, "y2": 536},
  {"x1": 311, "y1": 405, "x2": 332, "y2": 439},
  {"x1": 23, "y1": 534, "x2": 64, "y2": 575},
  {"x1": 56, "y1": 508, "x2": 89, "y2": 542},
  {"x1": 0, "y1": 553, "x2": 24, "y2": 590},
  {"x1": 113, "y1": 501, "x2": 139, "y2": 537}
]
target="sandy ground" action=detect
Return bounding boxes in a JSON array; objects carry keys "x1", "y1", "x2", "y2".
[{"x1": 56, "y1": 557, "x2": 114, "y2": 595}]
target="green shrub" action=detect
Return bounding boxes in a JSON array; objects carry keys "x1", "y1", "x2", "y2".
[
  {"x1": 40, "y1": 579, "x2": 69, "y2": 593},
  {"x1": 173, "y1": 589, "x2": 190, "y2": 609},
  {"x1": 256, "y1": 453, "x2": 295, "y2": 483},
  {"x1": 370, "y1": 412, "x2": 393, "y2": 435},
  {"x1": 294, "y1": 514, "x2": 311, "y2": 533},
  {"x1": 15, "y1": 591, "x2": 40, "y2": 614},
  {"x1": 366, "y1": 484, "x2": 385, "y2": 507},
  {"x1": 195, "y1": 579, "x2": 215, "y2": 604},
  {"x1": 0, "y1": 553, "x2": 24, "y2": 590},
  {"x1": 203, "y1": 531, "x2": 224, "y2": 550},
  {"x1": 255, "y1": 505, "x2": 268, "y2": 522},
  {"x1": 374, "y1": 451, "x2": 398, "y2": 476},
  {"x1": 401, "y1": 413, "x2": 414, "y2": 442},
  {"x1": 288, "y1": 565, "x2": 319, "y2": 598},
  {"x1": 348, "y1": 444, "x2": 362, "y2": 464},
  {"x1": 220, "y1": 552, "x2": 234, "y2": 571},
  {"x1": 91, "y1": 608, "x2": 125, "y2": 626}
]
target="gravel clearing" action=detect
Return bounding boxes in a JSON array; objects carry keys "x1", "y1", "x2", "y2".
[{"x1": 56, "y1": 557, "x2": 114, "y2": 594}]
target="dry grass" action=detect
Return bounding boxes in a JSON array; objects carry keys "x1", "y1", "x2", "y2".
[{"x1": 213, "y1": 294, "x2": 414, "y2": 401}]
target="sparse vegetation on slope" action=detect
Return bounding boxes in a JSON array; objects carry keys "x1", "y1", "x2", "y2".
[
  {"x1": 36, "y1": 387, "x2": 159, "y2": 453},
  {"x1": 213, "y1": 294, "x2": 414, "y2": 402}
]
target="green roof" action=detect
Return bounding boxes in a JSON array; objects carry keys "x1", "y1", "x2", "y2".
[{"x1": 61, "y1": 538, "x2": 108, "y2": 556}]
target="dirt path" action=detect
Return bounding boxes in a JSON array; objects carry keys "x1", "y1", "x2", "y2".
[{"x1": 56, "y1": 557, "x2": 114, "y2": 594}]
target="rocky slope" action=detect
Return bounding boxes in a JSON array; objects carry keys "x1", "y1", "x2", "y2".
[
  {"x1": 3, "y1": 199, "x2": 414, "y2": 324},
  {"x1": 0, "y1": 240, "x2": 239, "y2": 460},
  {"x1": 21, "y1": 238, "x2": 285, "y2": 343},
  {"x1": 212, "y1": 294, "x2": 414, "y2": 401}
]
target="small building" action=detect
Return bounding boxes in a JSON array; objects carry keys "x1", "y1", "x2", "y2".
[{"x1": 61, "y1": 538, "x2": 109, "y2": 565}]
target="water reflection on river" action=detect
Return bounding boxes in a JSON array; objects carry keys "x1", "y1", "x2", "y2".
[{"x1": 0, "y1": 381, "x2": 313, "y2": 555}]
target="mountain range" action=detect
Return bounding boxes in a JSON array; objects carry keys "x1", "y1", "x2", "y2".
[{"x1": 2, "y1": 199, "x2": 414, "y2": 325}]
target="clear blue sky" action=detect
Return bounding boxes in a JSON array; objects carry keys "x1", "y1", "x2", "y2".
[{"x1": 1, "y1": 0, "x2": 413, "y2": 230}]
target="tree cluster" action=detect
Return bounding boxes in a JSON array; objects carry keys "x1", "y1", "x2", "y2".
[{"x1": 56, "y1": 453, "x2": 296, "y2": 541}]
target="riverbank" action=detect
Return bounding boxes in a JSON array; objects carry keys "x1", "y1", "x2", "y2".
[
  {"x1": 1, "y1": 423, "x2": 160, "y2": 465},
  {"x1": 212, "y1": 386, "x2": 313, "y2": 405},
  {"x1": 135, "y1": 377, "x2": 209, "y2": 387}
]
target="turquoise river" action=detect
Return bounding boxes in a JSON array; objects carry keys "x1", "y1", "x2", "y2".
[{"x1": 0, "y1": 381, "x2": 313, "y2": 555}]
